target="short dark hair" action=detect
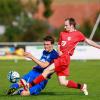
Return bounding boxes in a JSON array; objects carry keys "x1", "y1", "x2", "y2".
[
  {"x1": 65, "y1": 18, "x2": 76, "y2": 28},
  {"x1": 43, "y1": 35, "x2": 54, "y2": 44}
]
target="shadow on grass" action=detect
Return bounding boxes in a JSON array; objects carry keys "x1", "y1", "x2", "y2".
[
  {"x1": 40, "y1": 92, "x2": 83, "y2": 96},
  {"x1": 0, "y1": 92, "x2": 83, "y2": 97}
]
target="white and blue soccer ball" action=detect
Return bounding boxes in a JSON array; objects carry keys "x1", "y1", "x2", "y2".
[{"x1": 7, "y1": 71, "x2": 20, "y2": 83}]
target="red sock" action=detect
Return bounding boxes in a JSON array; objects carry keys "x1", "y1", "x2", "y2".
[
  {"x1": 67, "y1": 80, "x2": 80, "y2": 89},
  {"x1": 31, "y1": 74, "x2": 45, "y2": 86},
  {"x1": 29, "y1": 83, "x2": 32, "y2": 88}
]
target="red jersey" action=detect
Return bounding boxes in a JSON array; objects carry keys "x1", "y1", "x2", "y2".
[{"x1": 58, "y1": 30, "x2": 85, "y2": 56}]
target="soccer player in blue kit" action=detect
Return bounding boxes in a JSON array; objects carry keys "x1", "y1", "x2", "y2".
[{"x1": 7, "y1": 36, "x2": 58, "y2": 96}]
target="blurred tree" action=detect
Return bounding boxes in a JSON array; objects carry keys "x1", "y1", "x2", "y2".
[
  {"x1": 42, "y1": 0, "x2": 53, "y2": 19},
  {"x1": 2, "y1": 14, "x2": 52, "y2": 42},
  {"x1": 4, "y1": 25, "x2": 23, "y2": 42},
  {"x1": 0, "y1": 0, "x2": 23, "y2": 42},
  {"x1": 79, "y1": 20, "x2": 92, "y2": 38},
  {"x1": 0, "y1": 0, "x2": 53, "y2": 42},
  {"x1": 22, "y1": 19, "x2": 50, "y2": 42},
  {"x1": 0, "y1": 0, "x2": 22, "y2": 25},
  {"x1": 77, "y1": 12, "x2": 100, "y2": 42}
]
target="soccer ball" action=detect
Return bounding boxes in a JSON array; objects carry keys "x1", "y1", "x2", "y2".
[{"x1": 7, "y1": 71, "x2": 20, "y2": 83}]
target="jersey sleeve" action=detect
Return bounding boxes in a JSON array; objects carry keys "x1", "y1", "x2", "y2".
[{"x1": 78, "y1": 32, "x2": 85, "y2": 42}]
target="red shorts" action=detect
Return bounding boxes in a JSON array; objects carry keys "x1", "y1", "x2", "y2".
[{"x1": 54, "y1": 53, "x2": 70, "y2": 76}]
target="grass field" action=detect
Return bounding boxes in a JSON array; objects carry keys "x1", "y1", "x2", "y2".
[{"x1": 0, "y1": 60, "x2": 100, "y2": 100}]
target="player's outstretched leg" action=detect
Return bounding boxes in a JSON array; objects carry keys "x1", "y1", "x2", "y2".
[
  {"x1": 67, "y1": 81, "x2": 88, "y2": 95},
  {"x1": 58, "y1": 77, "x2": 88, "y2": 96},
  {"x1": 66, "y1": 80, "x2": 88, "y2": 95}
]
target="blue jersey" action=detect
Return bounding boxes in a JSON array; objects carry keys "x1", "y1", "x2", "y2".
[
  {"x1": 21, "y1": 49, "x2": 58, "y2": 95},
  {"x1": 11, "y1": 49, "x2": 58, "y2": 95},
  {"x1": 33, "y1": 49, "x2": 58, "y2": 72}
]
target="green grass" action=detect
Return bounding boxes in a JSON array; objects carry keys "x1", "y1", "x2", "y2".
[{"x1": 0, "y1": 60, "x2": 100, "y2": 100}]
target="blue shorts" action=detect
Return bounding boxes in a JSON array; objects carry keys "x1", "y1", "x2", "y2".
[{"x1": 22, "y1": 70, "x2": 48, "y2": 95}]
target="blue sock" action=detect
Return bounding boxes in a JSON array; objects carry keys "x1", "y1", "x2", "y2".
[{"x1": 10, "y1": 83, "x2": 19, "y2": 89}]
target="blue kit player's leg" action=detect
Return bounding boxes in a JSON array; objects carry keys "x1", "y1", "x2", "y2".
[
  {"x1": 10, "y1": 83, "x2": 19, "y2": 89},
  {"x1": 22, "y1": 70, "x2": 42, "y2": 83},
  {"x1": 7, "y1": 69, "x2": 48, "y2": 95},
  {"x1": 7, "y1": 69, "x2": 40, "y2": 95},
  {"x1": 29, "y1": 80, "x2": 48, "y2": 95},
  {"x1": 21, "y1": 70, "x2": 48, "y2": 95},
  {"x1": 8, "y1": 70, "x2": 35, "y2": 90}
]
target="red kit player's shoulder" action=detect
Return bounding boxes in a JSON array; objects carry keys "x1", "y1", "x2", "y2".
[
  {"x1": 75, "y1": 30, "x2": 83, "y2": 35},
  {"x1": 60, "y1": 31, "x2": 65, "y2": 34},
  {"x1": 75, "y1": 30, "x2": 85, "y2": 41},
  {"x1": 60, "y1": 31, "x2": 68, "y2": 35}
]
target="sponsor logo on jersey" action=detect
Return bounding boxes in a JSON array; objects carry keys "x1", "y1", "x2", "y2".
[{"x1": 67, "y1": 37, "x2": 71, "y2": 41}]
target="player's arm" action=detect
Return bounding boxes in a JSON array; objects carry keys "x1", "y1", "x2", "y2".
[
  {"x1": 57, "y1": 32, "x2": 63, "y2": 56},
  {"x1": 84, "y1": 38, "x2": 100, "y2": 49},
  {"x1": 57, "y1": 45, "x2": 62, "y2": 56},
  {"x1": 24, "y1": 52, "x2": 50, "y2": 68}
]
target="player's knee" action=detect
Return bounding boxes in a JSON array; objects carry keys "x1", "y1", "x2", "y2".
[
  {"x1": 21, "y1": 90, "x2": 30, "y2": 96},
  {"x1": 59, "y1": 81, "x2": 66, "y2": 86},
  {"x1": 59, "y1": 80, "x2": 68, "y2": 86},
  {"x1": 43, "y1": 68, "x2": 50, "y2": 76}
]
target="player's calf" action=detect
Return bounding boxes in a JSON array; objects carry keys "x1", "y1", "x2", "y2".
[{"x1": 20, "y1": 79, "x2": 29, "y2": 91}]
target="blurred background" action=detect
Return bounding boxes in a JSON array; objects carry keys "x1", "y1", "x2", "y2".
[
  {"x1": 0, "y1": 0, "x2": 100, "y2": 59},
  {"x1": 0, "y1": 1, "x2": 100, "y2": 99}
]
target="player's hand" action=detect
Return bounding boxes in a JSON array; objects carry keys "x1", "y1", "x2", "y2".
[{"x1": 23, "y1": 52, "x2": 33, "y2": 59}]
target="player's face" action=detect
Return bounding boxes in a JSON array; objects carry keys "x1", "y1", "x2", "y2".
[
  {"x1": 44, "y1": 41, "x2": 53, "y2": 52},
  {"x1": 64, "y1": 20, "x2": 71, "y2": 32}
]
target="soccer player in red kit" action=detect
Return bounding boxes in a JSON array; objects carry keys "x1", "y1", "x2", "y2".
[{"x1": 22, "y1": 18, "x2": 100, "y2": 95}]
